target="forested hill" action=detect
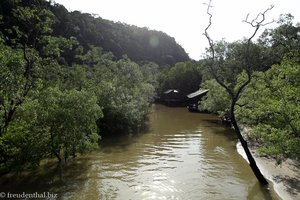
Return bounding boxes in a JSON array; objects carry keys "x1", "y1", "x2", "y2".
[{"x1": 0, "y1": 0, "x2": 190, "y2": 66}]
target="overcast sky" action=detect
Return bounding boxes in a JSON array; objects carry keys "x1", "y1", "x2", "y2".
[{"x1": 53, "y1": 0, "x2": 300, "y2": 60}]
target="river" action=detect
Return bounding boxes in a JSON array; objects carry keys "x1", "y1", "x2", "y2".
[{"x1": 0, "y1": 104, "x2": 280, "y2": 199}]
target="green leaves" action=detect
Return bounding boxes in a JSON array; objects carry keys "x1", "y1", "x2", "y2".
[
  {"x1": 0, "y1": 86, "x2": 102, "y2": 171},
  {"x1": 88, "y1": 52, "x2": 155, "y2": 135},
  {"x1": 159, "y1": 61, "x2": 203, "y2": 95},
  {"x1": 37, "y1": 87, "x2": 102, "y2": 158},
  {"x1": 0, "y1": 39, "x2": 46, "y2": 134},
  {"x1": 198, "y1": 79, "x2": 231, "y2": 116},
  {"x1": 41, "y1": 36, "x2": 77, "y2": 58},
  {"x1": 0, "y1": 0, "x2": 158, "y2": 173},
  {"x1": 258, "y1": 14, "x2": 300, "y2": 64},
  {"x1": 202, "y1": 17, "x2": 300, "y2": 163},
  {"x1": 236, "y1": 58, "x2": 300, "y2": 162},
  {"x1": 9, "y1": 6, "x2": 55, "y2": 46}
]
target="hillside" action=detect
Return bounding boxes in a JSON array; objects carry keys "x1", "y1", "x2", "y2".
[{"x1": 0, "y1": 0, "x2": 190, "y2": 66}]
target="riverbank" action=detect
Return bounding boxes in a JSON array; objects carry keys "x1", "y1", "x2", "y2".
[{"x1": 236, "y1": 142, "x2": 300, "y2": 200}]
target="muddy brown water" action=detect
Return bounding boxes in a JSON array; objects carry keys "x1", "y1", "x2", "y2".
[{"x1": 0, "y1": 104, "x2": 280, "y2": 199}]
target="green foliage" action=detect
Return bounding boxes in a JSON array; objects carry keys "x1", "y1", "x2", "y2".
[
  {"x1": 258, "y1": 14, "x2": 300, "y2": 64},
  {"x1": 159, "y1": 61, "x2": 202, "y2": 95},
  {"x1": 198, "y1": 79, "x2": 231, "y2": 116},
  {"x1": 250, "y1": 125, "x2": 300, "y2": 164},
  {"x1": 36, "y1": 87, "x2": 102, "y2": 160},
  {"x1": 236, "y1": 59, "x2": 300, "y2": 162},
  {"x1": 5, "y1": 5, "x2": 55, "y2": 48},
  {"x1": 0, "y1": 0, "x2": 158, "y2": 172},
  {"x1": 0, "y1": 119, "x2": 48, "y2": 172},
  {"x1": 205, "y1": 40, "x2": 274, "y2": 92},
  {"x1": 202, "y1": 13, "x2": 300, "y2": 164},
  {"x1": 139, "y1": 61, "x2": 160, "y2": 90},
  {"x1": 0, "y1": 87, "x2": 102, "y2": 172},
  {"x1": 76, "y1": 48, "x2": 156, "y2": 136},
  {"x1": 0, "y1": 41, "x2": 41, "y2": 135},
  {"x1": 41, "y1": 35, "x2": 78, "y2": 58}
]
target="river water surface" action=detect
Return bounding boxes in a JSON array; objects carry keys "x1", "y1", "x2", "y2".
[{"x1": 1, "y1": 105, "x2": 280, "y2": 199}]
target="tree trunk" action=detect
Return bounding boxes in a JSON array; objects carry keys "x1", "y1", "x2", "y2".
[
  {"x1": 54, "y1": 151, "x2": 62, "y2": 163},
  {"x1": 230, "y1": 111, "x2": 269, "y2": 185},
  {"x1": 50, "y1": 131, "x2": 62, "y2": 163},
  {"x1": 203, "y1": 0, "x2": 273, "y2": 186}
]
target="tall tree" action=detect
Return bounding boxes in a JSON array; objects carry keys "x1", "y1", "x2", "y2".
[
  {"x1": 203, "y1": 0, "x2": 273, "y2": 185},
  {"x1": 0, "y1": 4, "x2": 55, "y2": 135}
]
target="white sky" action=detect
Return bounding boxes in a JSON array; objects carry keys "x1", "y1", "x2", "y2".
[{"x1": 53, "y1": 0, "x2": 300, "y2": 61}]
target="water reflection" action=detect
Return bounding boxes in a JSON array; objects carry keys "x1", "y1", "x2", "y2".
[{"x1": 0, "y1": 104, "x2": 279, "y2": 200}]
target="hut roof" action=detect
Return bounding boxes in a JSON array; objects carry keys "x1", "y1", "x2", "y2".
[
  {"x1": 187, "y1": 89, "x2": 209, "y2": 99},
  {"x1": 164, "y1": 89, "x2": 179, "y2": 94}
]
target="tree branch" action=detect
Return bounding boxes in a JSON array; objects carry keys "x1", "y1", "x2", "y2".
[
  {"x1": 236, "y1": 5, "x2": 275, "y2": 101},
  {"x1": 203, "y1": 0, "x2": 234, "y2": 98},
  {"x1": 203, "y1": 0, "x2": 214, "y2": 58},
  {"x1": 203, "y1": 0, "x2": 273, "y2": 185}
]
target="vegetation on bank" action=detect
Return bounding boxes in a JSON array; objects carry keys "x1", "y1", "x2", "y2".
[
  {"x1": 199, "y1": 14, "x2": 300, "y2": 163},
  {"x1": 237, "y1": 58, "x2": 300, "y2": 162},
  {"x1": 0, "y1": 0, "x2": 160, "y2": 172}
]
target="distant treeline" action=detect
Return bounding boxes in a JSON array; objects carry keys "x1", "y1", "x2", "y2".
[{"x1": 0, "y1": 0, "x2": 190, "y2": 66}]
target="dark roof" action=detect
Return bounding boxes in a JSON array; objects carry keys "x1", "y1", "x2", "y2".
[{"x1": 187, "y1": 89, "x2": 209, "y2": 99}]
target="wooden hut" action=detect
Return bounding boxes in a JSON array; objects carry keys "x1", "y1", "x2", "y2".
[
  {"x1": 186, "y1": 89, "x2": 209, "y2": 111},
  {"x1": 162, "y1": 89, "x2": 184, "y2": 106}
]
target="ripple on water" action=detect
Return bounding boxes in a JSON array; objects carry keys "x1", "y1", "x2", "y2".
[{"x1": 44, "y1": 106, "x2": 280, "y2": 200}]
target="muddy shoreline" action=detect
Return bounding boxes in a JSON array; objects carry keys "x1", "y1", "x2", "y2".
[{"x1": 236, "y1": 142, "x2": 300, "y2": 200}]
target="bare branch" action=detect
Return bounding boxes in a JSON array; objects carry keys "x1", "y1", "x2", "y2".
[
  {"x1": 236, "y1": 5, "x2": 275, "y2": 101},
  {"x1": 203, "y1": 1, "x2": 274, "y2": 101},
  {"x1": 203, "y1": 0, "x2": 214, "y2": 58},
  {"x1": 203, "y1": 0, "x2": 234, "y2": 97},
  {"x1": 243, "y1": 5, "x2": 275, "y2": 41},
  {"x1": 202, "y1": 0, "x2": 271, "y2": 185}
]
